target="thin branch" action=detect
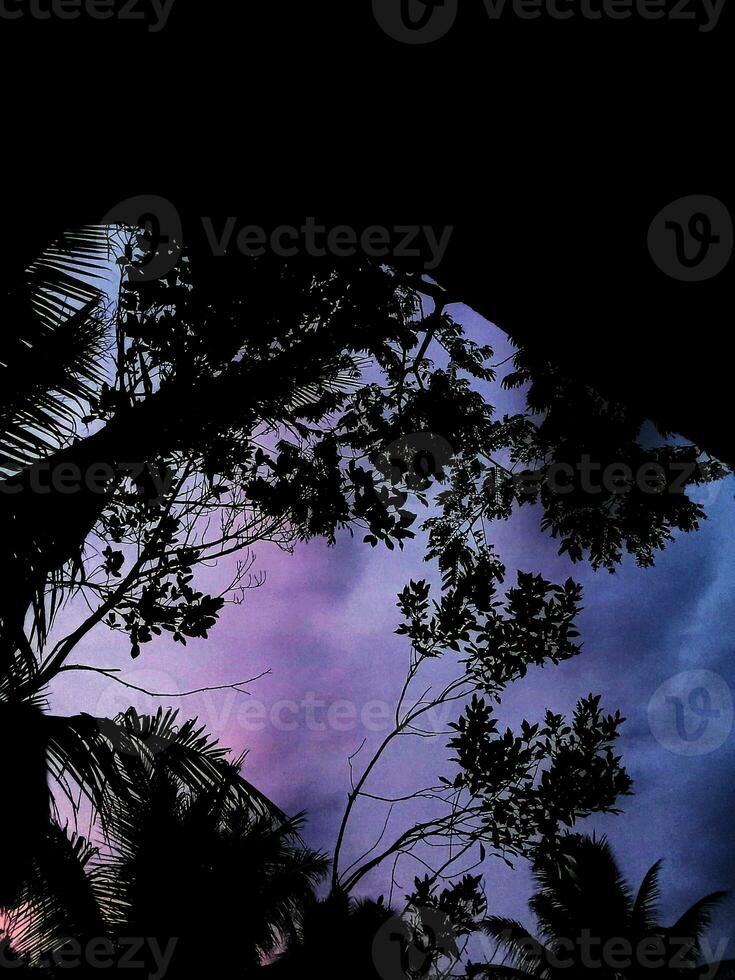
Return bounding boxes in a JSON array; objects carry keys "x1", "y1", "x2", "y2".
[
  {"x1": 339, "y1": 804, "x2": 395, "y2": 881},
  {"x1": 56, "y1": 664, "x2": 271, "y2": 698},
  {"x1": 34, "y1": 464, "x2": 193, "y2": 687}
]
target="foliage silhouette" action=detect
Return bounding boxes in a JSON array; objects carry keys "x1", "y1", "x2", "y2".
[
  {"x1": 1, "y1": 708, "x2": 326, "y2": 978},
  {"x1": 332, "y1": 573, "x2": 631, "y2": 897},
  {"x1": 0, "y1": 224, "x2": 729, "y2": 976},
  {"x1": 263, "y1": 890, "x2": 397, "y2": 979},
  {"x1": 470, "y1": 834, "x2": 729, "y2": 980}
]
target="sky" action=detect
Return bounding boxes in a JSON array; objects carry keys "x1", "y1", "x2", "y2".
[{"x1": 47, "y1": 304, "x2": 735, "y2": 957}]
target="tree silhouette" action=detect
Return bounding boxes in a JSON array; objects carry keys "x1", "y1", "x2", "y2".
[
  {"x1": 0, "y1": 222, "x2": 729, "y2": 975},
  {"x1": 332, "y1": 574, "x2": 631, "y2": 897},
  {"x1": 97, "y1": 735, "x2": 327, "y2": 978},
  {"x1": 1, "y1": 708, "x2": 327, "y2": 978},
  {"x1": 1, "y1": 822, "x2": 108, "y2": 974},
  {"x1": 263, "y1": 890, "x2": 398, "y2": 979},
  {"x1": 4, "y1": 195, "x2": 731, "y2": 470},
  {"x1": 471, "y1": 834, "x2": 729, "y2": 979},
  {"x1": 2, "y1": 239, "x2": 482, "y2": 899}
]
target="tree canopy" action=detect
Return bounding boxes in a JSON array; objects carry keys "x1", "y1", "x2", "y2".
[{"x1": 0, "y1": 221, "x2": 729, "y2": 977}]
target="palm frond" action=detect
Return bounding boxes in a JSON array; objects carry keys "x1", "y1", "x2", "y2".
[
  {"x1": 95, "y1": 758, "x2": 326, "y2": 965},
  {"x1": 0, "y1": 225, "x2": 114, "y2": 475},
  {"x1": 26, "y1": 225, "x2": 114, "y2": 332},
  {"x1": 667, "y1": 891, "x2": 730, "y2": 959},
  {"x1": 0, "y1": 637, "x2": 42, "y2": 703},
  {"x1": 286, "y1": 355, "x2": 369, "y2": 412},
  {"x1": 3, "y1": 823, "x2": 106, "y2": 962},
  {"x1": 110, "y1": 707, "x2": 283, "y2": 820},
  {"x1": 531, "y1": 835, "x2": 633, "y2": 941},
  {"x1": 479, "y1": 917, "x2": 550, "y2": 977},
  {"x1": 45, "y1": 706, "x2": 283, "y2": 832},
  {"x1": 0, "y1": 297, "x2": 109, "y2": 474},
  {"x1": 631, "y1": 859, "x2": 663, "y2": 933},
  {"x1": 45, "y1": 711, "x2": 122, "y2": 821}
]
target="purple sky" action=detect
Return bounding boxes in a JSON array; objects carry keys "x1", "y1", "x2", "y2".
[{"x1": 48, "y1": 306, "x2": 735, "y2": 953}]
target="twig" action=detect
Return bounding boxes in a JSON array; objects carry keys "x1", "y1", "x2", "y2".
[{"x1": 56, "y1": 664, "x2": 271, "y2": 698}]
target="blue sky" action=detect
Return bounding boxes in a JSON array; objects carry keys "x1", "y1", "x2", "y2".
[{"x1": 48, "y1": 303, "x2": 735, "y2": 953}]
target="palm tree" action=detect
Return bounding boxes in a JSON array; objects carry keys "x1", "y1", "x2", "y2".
[
  {"x1": 1, "y1": 822, "x2": 109, "y2": 974},
  {"x1": 0, "y1": 227, "x2": 114, "y2": 907},
  {"x1": 263, "y1": 889, "x2": 397, "y2": 980},
  {"x1": 1, "y1": 709, "x2": 327, "y2": 977},
  {"x1": 97, "y1": 729, "x2": 328, "y2": 978},
  {"x1": 0, "y1": 225, "x2": 113, "y2": 654},
  {"x1": 471, "y1": 835, "x2": 728, "y2": 980},
  {"x1": 0, "y1": 224, "x2": 381, "y2": 909}
]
